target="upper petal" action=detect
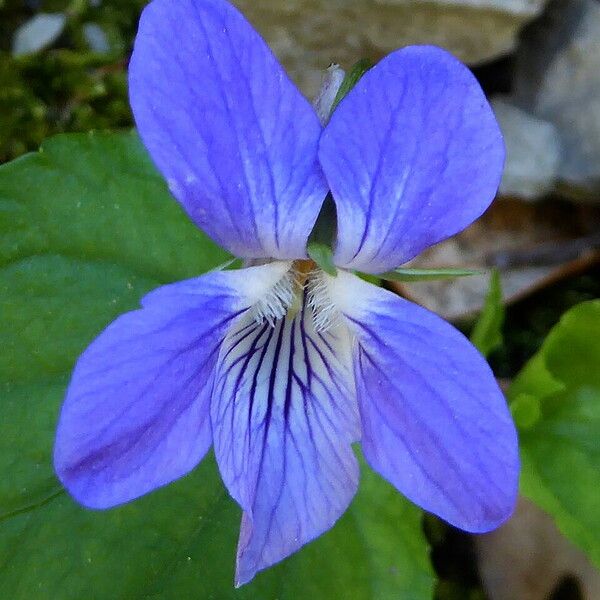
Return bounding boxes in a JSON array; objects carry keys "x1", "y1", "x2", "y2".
[
  {"x1": 328, "y1": 271, "x2": 519, "y2": 532},
  {"x1": 54, "y1": 263, "x2": 290, "y2": 509},
  {"x1": 210, "y1": 290, "x2": 360, "y2": 585},
  {"x1": 319, "y1": 46, "x2": 505, "y2": 274},
  {"x1": 129, "y1": 0, "x2": 327, "y2": 259}
]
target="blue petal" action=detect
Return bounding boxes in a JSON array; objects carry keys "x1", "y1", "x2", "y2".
[
  {"x1": 319, "y1": 46, "x2": 505, "y2": 274},
  {"x1": 54, "y1": 263, "x2": 291, "y2": 509},
  {"x1": 211, "y1": 292, "x2": 360, "y2": 585},
  {"x1": 328, "y1": 271, "x2": 519, "y2": 532},
  {"x1": 129, "y1": 0, "x2": 327, "y2": 259}
]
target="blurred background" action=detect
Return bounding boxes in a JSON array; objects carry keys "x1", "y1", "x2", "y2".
[{"x1": 1, "y1": 0, "x2": 599, "y2": 598}]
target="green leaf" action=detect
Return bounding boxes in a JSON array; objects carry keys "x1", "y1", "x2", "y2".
[
  {"x1": 331, "y1": 59, "x2": 372, "y2": 113},
  {"x1": 0, "y1": 453, "x2": 434, "y2": 599},
  {"x1": 0, "y1": 133, "x2": 434, "y2": 598},
  {"x1": 510, "y1": 393, "x2": 541, "y2": 430},
  {"x1": 507, "y1": 300, "x2": 600, "y2": 568},
  {"x1": 377, "y1": 267, "x2": 479, "y2": 283},
  {"x1": 470, "y1": 269, "x2": 504, "y2": 357},
  {"x1": 307, "y1": 241, "x2": 337, "y2": 276},
  {"x1": 0, "y1": 131, "x2": 229, "y2": 280}
]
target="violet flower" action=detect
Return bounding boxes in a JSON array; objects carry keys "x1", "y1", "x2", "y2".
[{"x1": 54, "y1": 0, "x2": 519, "y2": 586}]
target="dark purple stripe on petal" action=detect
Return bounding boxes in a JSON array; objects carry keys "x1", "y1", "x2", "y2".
[
  {"x1": 210, "y1": 289, "x2": 360, "y2": 585},
  {"x1": 54, "y1": 263, "x2": 294, "y2": 510}
]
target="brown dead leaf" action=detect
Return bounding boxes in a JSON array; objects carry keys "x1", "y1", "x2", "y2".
[{"x1": 476, "y1": 497, "x2": 600, "y2": 600}]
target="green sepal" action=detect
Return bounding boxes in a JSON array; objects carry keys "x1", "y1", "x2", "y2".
[
  {"x1": 307, "y1": 194, "x2": 337, "y2": 276},
  {"x1": 307, "y1": 241, "x2": 337, "y2": 277},
  {"x1": 470, "y1": 268, "x2": 504, "y2": 357},
  {"x1": 376, "y1": 267, "x2": 479, "y2": 282},
  {"x1": 330, "y1": 58, "x2": 373, "y2": 113},
  {"x1": 208, "y1": 257, "x2": 242, "y2": 273}
]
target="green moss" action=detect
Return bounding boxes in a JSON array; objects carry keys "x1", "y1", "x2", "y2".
[{"x1": 0, "y1": 0, "x2": 147, "y2": 163}]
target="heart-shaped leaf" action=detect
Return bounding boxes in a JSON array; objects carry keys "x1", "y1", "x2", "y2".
[{"x1": 0, "y1": 132, "x2": 434, "y2": 599}]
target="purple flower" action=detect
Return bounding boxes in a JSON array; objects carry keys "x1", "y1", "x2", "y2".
[{"x1": 54, "y1": 0, "x2": 519, "y2": 586}]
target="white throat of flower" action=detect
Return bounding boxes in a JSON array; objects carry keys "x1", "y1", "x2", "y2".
[
  {"x1": 251, "y1": 260, "x2": 339, "y2": 333},
  {"x1": 306, "y1": 269, "x2": 340, "y2": 332}
]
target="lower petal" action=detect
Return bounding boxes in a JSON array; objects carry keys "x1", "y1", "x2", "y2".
[
  {"x1": 211, "y1": 292, "x2": 360, "y2": 585},
  {"x1": 54, "y1": 263, "x2": 290, "y2": 509},
  {"x1": 329, "y1": 271, "x2": 519, "y2": 532}
]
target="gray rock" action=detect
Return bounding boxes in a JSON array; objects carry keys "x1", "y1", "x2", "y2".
[
  {"x1": 514, "y1": 0, "x2": 600, "y2": 199},
  {"x1": 492, "y1": 98, "x2": 562, "y2": 199},
  {"x1": 83, "y1": 23, "x2": 111, "y2": 55},
  {"x1": 12, "y1": 12, "x2": 67, "y2": 57},
  {"x1": 236, "y1": 0, "x2": 549, "y2": 97}
]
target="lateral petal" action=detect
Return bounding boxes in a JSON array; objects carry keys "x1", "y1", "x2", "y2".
[
  {"x1": 211, "y1": 293, "x2": 360, "y2": 585},
  {"x1": 129, "y1": 0, "x2": 327, "y2": 259},
  {"x1": 328, "y1": 271, "x2": 519, "y2": 532},
  {"x1": 319, "y1": 45, "x2": 504, "y2": 274},
  {"x1": 54, "y1": 263, "x2": 290, "y2": 509}
]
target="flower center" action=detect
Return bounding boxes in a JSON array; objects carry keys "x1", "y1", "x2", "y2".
[{"x1": 251, "y1": 260, "x2": 339, "y2": 332}]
